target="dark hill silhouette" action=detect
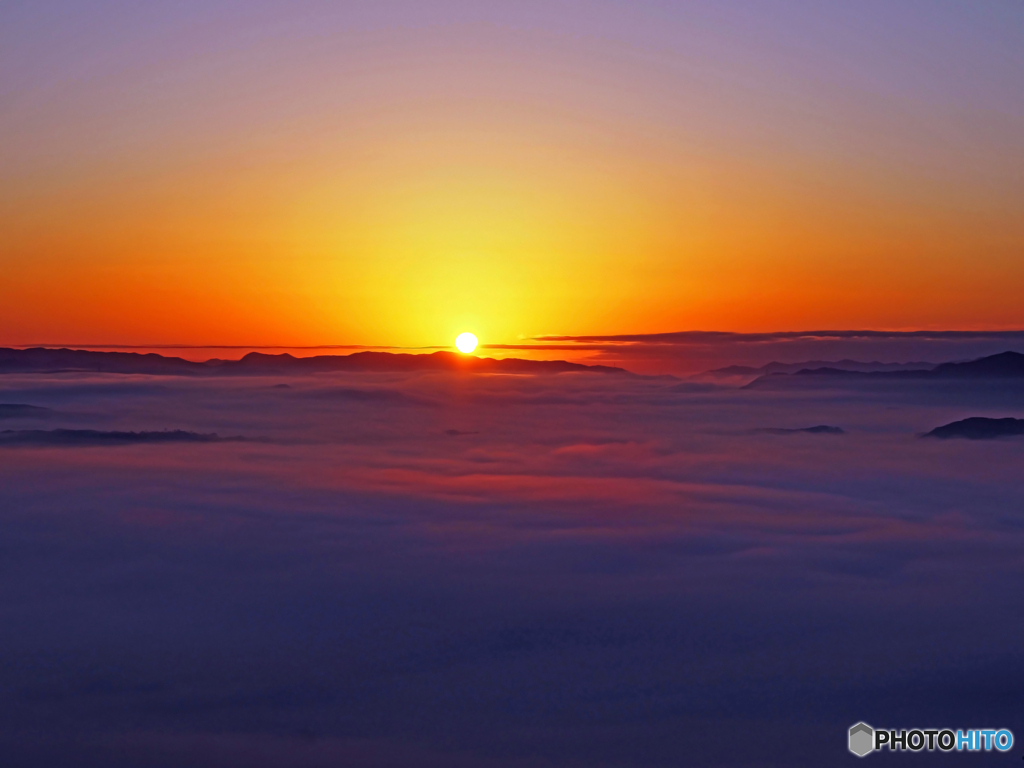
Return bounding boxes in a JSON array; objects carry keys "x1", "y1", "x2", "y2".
[
  {"x1": 0, "y1": 429, "x2": 235, "y2": 447},
  {"x1": 709, "y1": 360, "x2": 933, "y2": 377},
  {"x1": 746, "y1": 351, "x2": 1024, "y2": 388},
  {"x1": 928, "y1": 351, "x2": 1024, "y2": 378},
  {"x1": 0, "y1": 404, "x2": 55, "y2": 419},
  {"x1": 0, "y1": 348, "x2": 627, "y2": 377},
  {"x1": 0, "y1": 347, "x2": 203, "y2": 375},
  {"x1": 756, "y1": 425, "x2": 845, "y2": 435},
  {"x1": 213, "y1": 350, "x2": 627, "y2": 375},
  {"x1": 923, "y1": 417, "x2": 1024, "y2": 440}
]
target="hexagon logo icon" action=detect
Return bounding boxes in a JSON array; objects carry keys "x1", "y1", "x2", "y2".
[{"x1": 849, "y1": 722, "x2": 874, "y2": 757}]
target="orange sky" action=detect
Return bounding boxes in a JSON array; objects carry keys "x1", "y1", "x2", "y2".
[{"x1": 2, "y1": 4, "x2": 1023, "y2": 348}]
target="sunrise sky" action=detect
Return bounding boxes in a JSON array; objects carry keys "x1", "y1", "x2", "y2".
[{"x1": 3, "y1": 1, "x2": 1023, "y2": 348}]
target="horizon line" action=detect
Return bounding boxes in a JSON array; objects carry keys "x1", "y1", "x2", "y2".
[
  {"x1": 5, "y1": 344, "x2": 451, "y2": 351},
  {"x1": 8, "y1": 328, "x2": 1024, "y2": 352},
  {"x1": 535, "y1": 329, "x2": 1024, "y2": 343}
]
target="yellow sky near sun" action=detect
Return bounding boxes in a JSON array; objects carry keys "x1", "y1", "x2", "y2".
[{"x1": 2, "y1": 23, "x2": 1023, "y2": 346}]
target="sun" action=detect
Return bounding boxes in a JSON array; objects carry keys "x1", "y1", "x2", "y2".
[{"x1": 455, "y1": 332, "x2": 478, "y2": 354}]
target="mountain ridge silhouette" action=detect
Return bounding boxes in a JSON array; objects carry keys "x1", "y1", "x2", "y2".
[
  {"x1": 745, "y1": 351, "x2": 1024, "y2": 388},
  {"x1": 0, "y1": 347, "x2": 627, "y2": 376}
]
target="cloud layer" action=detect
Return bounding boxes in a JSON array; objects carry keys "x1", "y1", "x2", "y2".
[{"x1": 0, "y1": 369, "x2": 1021, "y2": 766}]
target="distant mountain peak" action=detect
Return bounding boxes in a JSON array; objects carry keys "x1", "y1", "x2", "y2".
[{"x1": 924, "y1": 417, "x2": 1024, "y2": 440}]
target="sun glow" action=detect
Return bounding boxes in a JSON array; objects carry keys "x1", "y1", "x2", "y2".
[{"x1": 455, "y1": 332, "x2": 479, "y2": 354}]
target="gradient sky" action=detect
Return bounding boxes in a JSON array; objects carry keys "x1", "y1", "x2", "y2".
[{"x1": 2, "y1": 1, "x2": 1023, "y2": 347}]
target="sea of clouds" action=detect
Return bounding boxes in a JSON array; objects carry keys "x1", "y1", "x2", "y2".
[{"x1": 0, "y1": 369, "x2": 1022, "y2": 766}]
